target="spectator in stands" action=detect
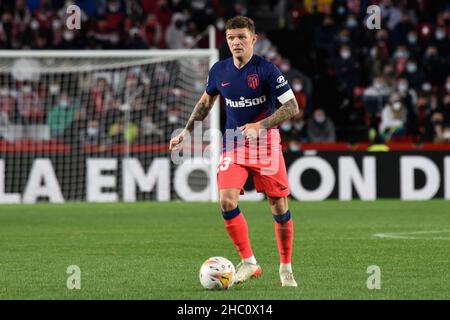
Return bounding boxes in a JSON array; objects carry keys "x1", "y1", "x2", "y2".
[
  {"x1": 0, "y1": 87, "x2": 11, "y2": 140},
  {"x1": 363, "y1": 75, "x2": 392, "y2": 131},
  {"x1": 101, "y1": 96, "x2": 123, "y2": 135},
  {"x1": 400, "y1": 59, "x2": 426, "y2": 90},
  {"x1": 88, "y1": 77, "x2": 113, "y2": 118},
  {"x1": 225, "y1": 1, "x2": 248, "y2": 19},
  {"x1": 123, "y1": 73, "x2": 139, "y2": 100},
  {"x1": 81, "y1": 119, "x2": 103, "y2": 147},
  {"x1": 107, "y1": 115, "x2": 139, "y2": 145},
  {"x1": 34, "y1": 0, "x2": 56, "y2": 32},
  {"x1": 380, "y1": 0, "x2": 404, "y2": 31},
  {"x1": 422, "y1": 45, "x2": 448, "y2": 87},
  {"x1": 307, "y1": 108, "x2": 336, "y2": 142},
  {"x1": 164, "y1": 107, "x2": 184, "y2": 140},
  {"x1": 396, "y1": 77, "x2": 417, "y2": 134},
  {"x1": 47, "y1": 92, "x2": 76, "y2": 138},
  {"x1": 13, "y1": 0, "x2": 32, "y2": 48},
  {"x1": 392, "y1": 45, "x2": 410, "y2": 75},
  {"x1": 281, "y1": 107, "x2": 308, "y2": 150},
  {"x1": 63, "y1": 108, "x2": 87, "y2": 150},
  {"x1": 291, "y1": 77, "x2": 308, "y2": 112},
  {"x1": 415, "y1": 94, "x2": 436, "y2": 142},
  {"x1": 368, "y1": 32, "x2": 391, "y2": 78},
  {"x1": 431, "y1": 25, "x2": 449, "y2": 57},
  {"x1": 344, "y1": 13, "x2": 362, "y2": 43},
  {"x1": 45, "y1": 82, "x2": 61, "y2": 112},
  {"x1": 279, "y1": 58, "x2": 313, "y2": 101},
  {"x1": 382, "y1": 64, "x2": 396, "y2": 88},
  {"x1": 165, "y1": 13, "x2": 186, "y2": 49},
  {"x1": 314, "y1": 15, "x2": 337, "y2": 53},
  {"x1": 334, "y1": 44, "x2": 361, "y2": 99},
  {"x1": 126, "y1": 27, "x2": 149, "y2": 49},
  {"x1": 130, "y1": 96, "x2": 146, "y2": 124},
  {"x1": 334, "y1": 28, "x2": 352, "y2": 51},
  {"x1": 263, "y1": 45, "x2": 282, "y2": 65},
  {"x1": 0, "y1": 109, "x2": 9, "y2": 140},
  {"x1": 0, "y1": 87, "x2": 15, "y2": 123},
  {"x1": 92, "y1": 17, "x2": 120, "y2": 50},
  {"x1": 285, "y1": 0, "x2": 307, "y2": 30},
  {"x1": 253, "y1": 32, "x2": 272, "y2": 57},
  {"x1": 424, "y1": 76, "x2": 450, "y2": 142},
  {"x1": 429, "y1": 112, "x2": 446, "y2": 143},
  {"x1": 149, "y1": 0, "x2": 172, "y2": 40},
  {"x1": 16, "y1": 82, "x2": 44, "y2": 124},
  {"x1": 102, "y1": 0, "x2": 126, "y2": 30},
  {"x1": 404, "y1": 30, "x2": 421, "y2": 59},
  {"x1": 391, "y1": 12, "x2": 416, "y2": 47},
  {"x1": 437, "y1": 77, "x2": 450, "y2": 128},
  {"x1": 379, "y1": 93, "x2": 407, "y2": 142},
  {"x1": 178, "y1": 17, "x2": 200, "y2": 49},
  {"x1": 144, "y1": 13, "x2": 162, "y2": 48},
  {"x1": 443, "y1": 125, "x2": 450, "y2": 142},
  {"x1": 57, "y1": 28, "x2": 83, "y2": 50},
  {"x1": 137, "y1": 115, "x2": 164, "y2": 144},
  {"x1": 215, "y1": 16, "x2": 227, "y2": 49},
  {"x1": 1, "y1": 0, "x2": 448, "y2": 147}
]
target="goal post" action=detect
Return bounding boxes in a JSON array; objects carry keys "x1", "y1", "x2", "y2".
[{"x1": 0, "y1": 48, "x2": 220, "y2": 203}]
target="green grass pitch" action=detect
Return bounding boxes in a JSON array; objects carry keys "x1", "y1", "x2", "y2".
[{"x1": 0, "y1": 200, "x2": 449, "y2": 300}]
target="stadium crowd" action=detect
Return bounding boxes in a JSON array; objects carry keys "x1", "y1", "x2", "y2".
[{"x1": 0, "y1": 0, "x2": 449, "y2": 151}]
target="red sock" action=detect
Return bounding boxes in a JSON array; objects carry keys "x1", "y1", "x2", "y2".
[
  {"x1": 274, "y1": 217, "x2": 294, "y2": 264},
  {"x1": 223, "y1": 208, "x2": 254, "y2": 259}
]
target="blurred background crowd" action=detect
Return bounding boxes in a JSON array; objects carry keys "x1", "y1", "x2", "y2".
[{"x1": 0, "y1": 0, "x2": 449, "y2": 151}]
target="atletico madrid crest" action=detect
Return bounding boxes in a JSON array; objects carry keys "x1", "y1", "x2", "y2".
[{"x1": 247, "y1": 74, "x2": 259, "y2": 89}]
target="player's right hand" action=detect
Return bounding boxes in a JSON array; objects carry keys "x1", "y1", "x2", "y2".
[{"x1": 169, "y1": 129, "x2": 187, "y2": 151}]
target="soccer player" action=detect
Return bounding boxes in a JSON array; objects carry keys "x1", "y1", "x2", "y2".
[{"x1": 169, "y1": 16, "x2": 299, "y2": 287}]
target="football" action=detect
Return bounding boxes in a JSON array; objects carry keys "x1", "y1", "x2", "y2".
[{"x1": 199, "y1": 257, "x2": 236, "y2": 290}]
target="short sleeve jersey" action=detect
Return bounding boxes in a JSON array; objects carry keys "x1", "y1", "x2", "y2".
[{"x1": 206, "y1": 54, "x2": 293, "y2": 131}]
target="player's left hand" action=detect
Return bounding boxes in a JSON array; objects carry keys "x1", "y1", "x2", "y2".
[{"x1": 238, "y1": 122, "x2": 264, "y2": 140}]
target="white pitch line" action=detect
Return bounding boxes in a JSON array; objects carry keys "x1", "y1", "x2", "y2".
[{"x1": 373, "y1": 230, "x2": 450, "y2": 240}]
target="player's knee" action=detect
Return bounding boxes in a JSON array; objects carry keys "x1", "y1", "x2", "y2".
[
  {"x1": 268, "y1": 196, "x2": 288, "y2": 215},
  {"x1": 220, "y1": 197, "x2": 238, "y2": 212}
]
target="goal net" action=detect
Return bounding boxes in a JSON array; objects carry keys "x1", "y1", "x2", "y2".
[{"x1": 0, "y1": 50, "x2": 220, "y2": 204}]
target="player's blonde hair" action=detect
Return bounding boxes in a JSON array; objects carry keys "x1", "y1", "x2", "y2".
[{"x1": 225, "y1": 16, "x2": 255, "y2": 34}]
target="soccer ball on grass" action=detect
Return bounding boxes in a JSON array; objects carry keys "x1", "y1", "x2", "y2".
[{"x1": 199, "y1": 257, "x2": 235, "y2": 290}]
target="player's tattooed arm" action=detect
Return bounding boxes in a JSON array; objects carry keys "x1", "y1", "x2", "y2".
[
  {"x1": 170, "y1": 92, "x2": 217, "y2": 150},
  {"x1": 259, "y1": 98, "x2": 299, "y2": 129},
  {"x1": 184, "y1": 92, "x2": 217, "y2": 132}
]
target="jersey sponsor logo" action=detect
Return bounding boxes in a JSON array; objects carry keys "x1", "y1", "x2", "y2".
[
  {"x1": 276, "y1": 76, "x2": 286, "y2": 83},
  {"x1": 247, "y1": 74, "x2": 260, "y2": 89},
  {"x1": 225, "y1": 95, "x2": 267, "y2": 107},
  {"x1": 275, "y1": 75, "x2": 288, "y2": 89},
  {"x1": 221, "y1": 82, "x2": 231, "y2": 87},
  {"x1": 276, "y1": 82, "x2": 288, "y2": 89}
]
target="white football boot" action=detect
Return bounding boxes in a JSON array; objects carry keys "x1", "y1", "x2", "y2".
[
  {"x1": 280, "y1": 271, "x2": 298, "y2": 287},
  {"x1": 279, "y1": 264, "x2": 298, "y2": 287},
  {"x1": 233, "y1": 262, "x2": 262, "y2": 284}
]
